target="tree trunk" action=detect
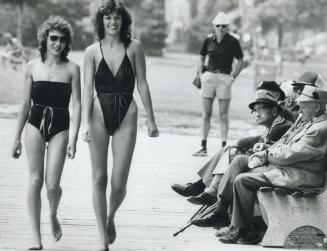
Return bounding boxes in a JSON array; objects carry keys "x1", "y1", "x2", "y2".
[
  {"x1": 277, "y1": 21, "x2": 283, "y2": 49},
  {"x1": 16, "y1": 2, "x2": 24, "y2": 44}
]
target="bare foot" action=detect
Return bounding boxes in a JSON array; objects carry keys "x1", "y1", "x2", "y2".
[
  {"x1": 50, "y1": 216, "x2": 62, "y2": 241},
  {"x1": 27, "y1": 243, "x2": 43, "y2": 250},
  {"x1": 107, "y1": 218, "x2": 116, "y2": 244}
]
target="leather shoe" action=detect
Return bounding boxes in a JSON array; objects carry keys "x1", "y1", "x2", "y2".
[
  {"x1": 237, "y1": 230, "x2": 262, "y2": 245},
  {"x1": 171, "y1": 180, "x2": 205, "y2": 197},
  {"x1": 219, "y1": 226, "x2": 249, "y2": 244},
  {"x1": 187, "y1": 192, "x2": 217, "y2": 205},
  {"x1": 215, "y1": 226, "x2": 230, "y2": 237},
  {"x1": 191, "y1": 210, "x2": 229, "y2": 228}
]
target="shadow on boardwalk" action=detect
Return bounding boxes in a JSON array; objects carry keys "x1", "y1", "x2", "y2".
[{"x1": 0, "y1": 119, "x2": 283, "y2": 251}]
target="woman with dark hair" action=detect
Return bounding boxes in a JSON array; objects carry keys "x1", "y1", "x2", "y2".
[
  {"x1": 11, "y1": 16, "x2": 81, "y2": 250},
  {"x1": 82, "y1": 0, "x2": 158, "y2": 250}
]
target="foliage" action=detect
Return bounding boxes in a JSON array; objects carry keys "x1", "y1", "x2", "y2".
[
  {"x1": 138, "y1": 0, "x2": 167, "y2": 56},
  {"x1": 0, "y1": 0, "x2": 94, "y2": 49}
]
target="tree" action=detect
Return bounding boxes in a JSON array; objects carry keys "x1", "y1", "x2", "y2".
[
  {"x1": 138, "y1": 0, "x2": 167, "y2": 56},
  {"x1": 0, "y1": 0, "x2": 43, "y2": 43}
]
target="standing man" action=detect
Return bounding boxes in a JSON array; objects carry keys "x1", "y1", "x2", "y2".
[{"x1": 193, "y1": 11, "x2": 244, "y2": 157}]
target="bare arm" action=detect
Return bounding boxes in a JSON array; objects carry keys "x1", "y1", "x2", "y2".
[
  {"x1": 133, "y1": 40, "x2": 158, "y2": 137},
  {"x1": 67, "y1": 63, "x2": 81, "y2": 158},
  {"x1": 231, "y1": 58, "x2": 244, "y2": 79},
  {"x1": 197, "y1": 55, "x2": 205, "y2": 75},
  {"x1": 81, "y1": 46, "x2": 96, "y2": 142},
  {"x1": 11, "y1": 62, "x2": 33, "y2": 158}
]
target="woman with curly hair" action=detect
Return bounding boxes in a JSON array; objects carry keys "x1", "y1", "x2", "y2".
[
  {"x1": 82, "y1": 0, "x2": 158, "y2": 250},
  {"x1": 11, "y1": 16, "x2": 81, "y2": 250}
]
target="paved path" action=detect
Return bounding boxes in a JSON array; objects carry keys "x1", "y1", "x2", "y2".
[{"x1": 0, "y1": 118, "x2": 284, "y2": 251}]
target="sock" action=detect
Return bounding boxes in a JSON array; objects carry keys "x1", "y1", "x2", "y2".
[
  {"x1": 221, "y1": 141, "x2": 227, "y2": 147},
  {"x1": 193, "y1": 179, "x2": 206, "y2": 190},
  {"x1": 216, "y1": 197, "x2": 229, "y2": 214},
  {"x1": 201, "y1": 140, "x2": 207, "y2": 149}
]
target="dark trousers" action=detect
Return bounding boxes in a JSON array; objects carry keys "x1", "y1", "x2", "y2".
[{"x1": 231, "y1": 172, "x2": 272, "y2": 228}]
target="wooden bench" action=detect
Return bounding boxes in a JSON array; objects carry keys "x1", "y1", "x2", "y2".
[{"x1": 257, "y1": 172, "x2": 327, "y2": 248}]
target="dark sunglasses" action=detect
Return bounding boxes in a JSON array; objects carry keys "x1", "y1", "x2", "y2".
[
  {"x1": 216, "y1": 25, "x2": 227, "y2": 28},
  {"x1": 49, "y1": 35, "x2": 67, "y2": 43}
]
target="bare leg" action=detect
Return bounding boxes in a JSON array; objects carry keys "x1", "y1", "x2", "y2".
[
  {"x1": 108, "y1": 101, "x2": 138, "y2": 244},
  {"x1": 45, "y1": 131, "x2": 69, "y2": 241},
  {"x1": 25, "y1": 124, "x2": 45, "y2": 250},
  {"x1": 204, "y1": 174, "x2": 223, "y2": 196},
  {"x1": 218, "y1": 99, "x2": 230, "y2": 143},
  {"x1": 201, "y1": 98, "x2": 214, "y2": 141},
  {"x1": 89, "y1": 98, "x2": 110, "y2": 250}
]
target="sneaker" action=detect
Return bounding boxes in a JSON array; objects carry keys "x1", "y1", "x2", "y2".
[{"x1": 192, "y1": 148, "x2": 207, "y2": 157}]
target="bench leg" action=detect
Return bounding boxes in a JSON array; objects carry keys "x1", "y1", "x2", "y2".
[{"x1": 259, "y1": 192, "x2": 327, "y2": 247}]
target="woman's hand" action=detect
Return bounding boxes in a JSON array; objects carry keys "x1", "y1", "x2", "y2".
[
  {"x1": 146, "y1": 120, "x2": 159, "y2": 137},
  {"x1": 11, "y1": 139, "x2": 22, "y2": 159},
  {"x1": 82, "y1": 123, "x2": 91, "y2": 142},
  {"x1": 67, "y1": 139, "x2": 77, "y2": 159}
]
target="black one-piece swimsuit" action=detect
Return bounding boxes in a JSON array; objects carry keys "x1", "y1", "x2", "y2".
[
  {"x1": 95, "y1": 43, "x2": 135, "y2": 135},
  {"x1": 28, "y1": 81, "x2": 72, "y2": 142}
]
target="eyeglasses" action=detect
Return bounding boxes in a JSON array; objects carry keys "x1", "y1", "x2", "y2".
[
  {"x1": 49, "y1": 35, "x2": 67, "y2": 43},
  {"x1": 215, "y1": 25, "x2": 227, "y2": 28},
  {"x1": 293, "y1": 86, "x2": 304, "y2": 94},
  {"x1": 251, "y1": 106, "x2": 269, "y2": 114}
]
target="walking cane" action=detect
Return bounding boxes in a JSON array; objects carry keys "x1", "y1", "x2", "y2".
[{"x1": 173, "y1": 202, "x2": 218, "y2": 236}]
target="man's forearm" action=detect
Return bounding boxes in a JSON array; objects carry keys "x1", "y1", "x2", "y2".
[{"x1": 231, "y1": 58, "x2": 244, "y2": 78}]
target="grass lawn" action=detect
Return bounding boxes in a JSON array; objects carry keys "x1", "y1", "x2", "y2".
[{"x1": 1, "y1": 51, "x2": 327, "y2": 139}]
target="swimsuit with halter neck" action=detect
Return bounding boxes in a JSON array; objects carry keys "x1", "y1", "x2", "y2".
[
  {"x1": 28, "y1": 81, "x2": 72, "y2": 142},
  {"x1": 95, "y1": 42, "x2": 135, "y2": 135}
]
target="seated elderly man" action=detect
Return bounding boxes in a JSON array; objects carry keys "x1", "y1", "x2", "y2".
[
  {"x1": 218, "y1": 85, "x2": 327, "y2": 245},
  {"x1": 171, "y1": 81, "x2": 291, "y2": 204},
  {"x1": 191, "y1": 88, "x2": 292, "y2": 227}
]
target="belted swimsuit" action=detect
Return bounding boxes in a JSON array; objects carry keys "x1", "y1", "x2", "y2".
[
  {"x1": 95, "y1": 43, "x2": 135, "y2": 135},
  {"x1": 27, "y1": 81, "x2": 71, "y2": 142}
]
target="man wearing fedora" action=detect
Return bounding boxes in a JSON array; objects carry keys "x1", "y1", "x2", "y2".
[
  {"x1": 218, "y1": 85, "x2": 327, "y2": 244},
  {"x1": 172, "y1": 81, "x2": 292, "y2": 202},
  {"x1": 292, "y1": 71, "x2": 323, "y2": 97},
  {"x1": 193, "y1": 11, "x2": 244, "y2": 156},
  {"x1": 190, "y1": 89, "x2": 292, "y2": 230}
]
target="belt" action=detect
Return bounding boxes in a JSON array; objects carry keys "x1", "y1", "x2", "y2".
[
  {"x1": 34, "y1": 104, "x2": 68, "y2": 142},
  {"x1": 208, "y1": 69, "x2": 229, "y2": 74},
  {"x1": 99, "y1": 92, "x2": 133, "y2": 123}
]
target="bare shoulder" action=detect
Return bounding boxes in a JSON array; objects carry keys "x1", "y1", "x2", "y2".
[
  {"x1": 66, "y1": 60, "x2": 80, "y2": 74},
  {"x1": 129, "y1": 39, "x2": 143, "y2": 52},
  {"x1": 85, "y1": 42, "x2": 99, "y2": 56},
  {"x1": 26, "y1": 58, "x2": 41, "y2": 75}
]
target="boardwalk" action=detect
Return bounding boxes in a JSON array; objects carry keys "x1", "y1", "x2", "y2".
[{"x1": 0, "y1": 118, "x2": 284, "y2": 251}]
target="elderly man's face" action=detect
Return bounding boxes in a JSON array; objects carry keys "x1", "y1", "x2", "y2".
[
  {"x1": 299, "y1": 102, "x2": 317, "y2": 122},
  {"x1": 214, "y1": 24, "x2": 228, "y2": 39},
  {"x1": 251, "y1": 103, "x2": 275, "y2": 126}
]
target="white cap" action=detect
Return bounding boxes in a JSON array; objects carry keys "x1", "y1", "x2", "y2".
[
  {"x1": 212, "y1": 12, "x2": 230, "y2": 25},
  {"x1": 296, "y1": 85, "x2": 327, "y2": 104}
]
